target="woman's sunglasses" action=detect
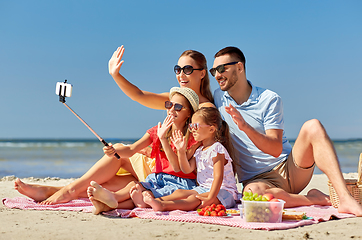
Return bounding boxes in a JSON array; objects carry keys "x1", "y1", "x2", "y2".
[
  {"x1": 165, "y1": 101, "x2": 186, "y2": 112},
  {"x1": 188, "y1": 123, "x2": 211, "y2": 132},
  {"x1": 174, "y1": 65, "x2": 203, "y2": 75},
  {"x1": 209, "y1": 62, "x2": 239, "y2": 77}
]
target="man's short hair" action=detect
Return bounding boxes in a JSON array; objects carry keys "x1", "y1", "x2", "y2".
[{"x1": 214, "y1": 46, "x2": 246, "y2": 72}]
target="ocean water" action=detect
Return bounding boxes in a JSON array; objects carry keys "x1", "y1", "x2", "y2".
[
  {"x1": 0, "y1": 139, "x2": 361, "y2": 178},
  {"x1": 0, "y1": 139, "x2": 135, "y2": 178}
]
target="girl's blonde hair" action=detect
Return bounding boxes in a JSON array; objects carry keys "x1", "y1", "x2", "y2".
[{"x1": 194, "y1": 107, "x2": 234, "y2": 160}]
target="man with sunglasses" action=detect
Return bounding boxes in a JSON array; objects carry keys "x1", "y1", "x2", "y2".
[{"x1": 212, "y1": 46, "x2": 362, "y2": 216}]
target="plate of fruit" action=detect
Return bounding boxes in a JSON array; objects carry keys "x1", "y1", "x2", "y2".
[{"x1": 196, "y1": 204, "x2": 230, "y2": 217}]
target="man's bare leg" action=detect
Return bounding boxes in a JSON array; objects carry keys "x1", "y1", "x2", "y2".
[
  {"x1": 292, "y1": 119, "x2": 362, "y2": 216},
  {"x1": 244, "y1": 181, "x2": 331, "y2": 208}
]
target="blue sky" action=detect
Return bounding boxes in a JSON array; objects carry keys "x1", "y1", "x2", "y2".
[{"x1": 1, "y1": 0, "x2": 361, "y2": 140}]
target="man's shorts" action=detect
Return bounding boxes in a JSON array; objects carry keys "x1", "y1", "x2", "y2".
[
  {"x1": 193, "y1": 186, "x2": 236, "y2": 208},
  {"x1": 241, "y1": 151, "x2": 315, "y2": 194},
  {"x1": 141, "y1": 172, "x2": 197, "y2": 198}
]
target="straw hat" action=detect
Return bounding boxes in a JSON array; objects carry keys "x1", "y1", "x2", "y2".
[{"x1": 169, "y1": 87, "x2": 199, "y2": 112}]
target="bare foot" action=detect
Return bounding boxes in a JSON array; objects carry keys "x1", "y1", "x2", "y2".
[
  {"x1": 87, "y1": 181, "x2": 118, "y2": 209},
  {"x1": 338, "y1": 194, "x2": 362, "y2": 217},
  {"x1": 143, "y1": 191, "x2": 163, "y2": 211},
  {"x1": 14, "y1": 178, "x2": 60, "y2": 202},
  {"x1": 89, "y1": 196, "x2": 112, "y2": 215},
  {"x1": 40, "y1": 186, "x2": 77, "y2": 205},
  {"x1": 307, "y1": 189, "x2": 331, "y2": 206},
  {"x1": 130, "y1": 184, "x2": 148, "y2": 208}
]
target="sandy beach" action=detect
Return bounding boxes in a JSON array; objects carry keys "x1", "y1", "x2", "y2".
[{"x1": 1, "y1": 173, "x2": 362, "y2": 240}]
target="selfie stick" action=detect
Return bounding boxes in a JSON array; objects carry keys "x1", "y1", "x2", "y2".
[{"x1": 56, "y1": 80, "x2": 120, "y2": 159}]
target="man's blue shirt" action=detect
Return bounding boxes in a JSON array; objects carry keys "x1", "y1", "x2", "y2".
[{"x1": 214, "y1": 81, "x2": 292, "y2": 182}]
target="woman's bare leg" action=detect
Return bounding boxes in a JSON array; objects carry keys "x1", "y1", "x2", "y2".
[
  {"x1": 14, "y1": 173, "x2": 137, "y2": 202},
  {"x1": 40, "y1": 153, "x2": 138, "y2": 205},
  {"x1": 15, "y1": 145, "x2": 139, "y2": 205},
  {"x1": 14, "y1": 178, "x2": 62, "y2": 202}
]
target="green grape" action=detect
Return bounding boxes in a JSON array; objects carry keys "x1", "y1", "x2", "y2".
[
  {"x1": 242, "y1": 195, "x2": 250, "y2": 201},
  {"x1": 252, "y1": 193, "x2": 259, "y2": 199},
  {"x1": 243, "y1": 191, "x2": 252, "y2": 197},
  {"x1": 255, "y1": 195, "x2": 263, "y2": 201}
]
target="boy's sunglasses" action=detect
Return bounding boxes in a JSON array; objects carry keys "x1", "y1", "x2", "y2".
[
  {"x1": 165, "y1": 101, "x2": 186, "y2": 112},
  {"x1": 188, "y1": 123, "x2": 211, "y2": 132},
  {"x1": 209, "y1": 61, "x2": 239, "y2": 77},
  {"x1": 174, "y1": 65, "x2": 203, "y2": 75}
]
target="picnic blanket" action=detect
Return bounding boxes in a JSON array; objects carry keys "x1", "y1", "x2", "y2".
[
  {"x1": 2, "y1": 197, "x2": 355, "y2": 231},
  {"x1": 2, "y1": 197, "x2": 94, "y2": 213}
]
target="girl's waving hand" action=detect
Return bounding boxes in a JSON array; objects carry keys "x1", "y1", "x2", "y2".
[{"x1": 170, "y1": 130, "x2": 186, "y2": 152}]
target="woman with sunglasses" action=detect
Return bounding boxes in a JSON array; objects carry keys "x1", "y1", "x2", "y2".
[
  {"x1": 108, "y1": 45, "x2": 214, "y2": 109},
  {"x1": 107, "y1": 46, "x2": 215, "y2": 187},
  {"x1": 86, "y1": 87, "x2": 200, "y2": 213},
  {"x1": 15, "y1": 88, "x2": 201, "y2": 208}
]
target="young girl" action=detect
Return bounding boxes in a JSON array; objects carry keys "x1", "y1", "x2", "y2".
[
  {"x1": 142, "y1": 107, "x2": 240, "y2": 211},
  {"x1": 86, "y1": 87, "x2": 201, "y2": 214}
]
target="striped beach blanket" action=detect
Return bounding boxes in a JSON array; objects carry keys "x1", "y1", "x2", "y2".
[{"x1": 2, "y1": 197, "x2": 355, "y2": 231}]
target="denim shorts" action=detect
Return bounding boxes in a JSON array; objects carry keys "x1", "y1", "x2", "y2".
[
  {"x1": 193, "y1": 186, "x2": 236, "y2": 208},
  {"x1": 140, "y1": 173, "x2": 197, "y2": 198}
]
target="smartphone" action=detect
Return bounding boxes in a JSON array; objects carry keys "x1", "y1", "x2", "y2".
[{"x1": 56, "y1": 82, "x2": 73, "y2": 97}]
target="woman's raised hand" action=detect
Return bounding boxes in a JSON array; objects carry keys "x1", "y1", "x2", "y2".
[
  {"x1": 109, "y1": 46, "x2": 125, "y2": 76},
  {"x1": 170, "y1": 130, "x2": 186, "y2": 152},
  {"x1": 103, "y1": 143, "x2": 116, "y2": 157},
  {"x1": 157, "y1": 115, "x2": 174, "y2": 140}
]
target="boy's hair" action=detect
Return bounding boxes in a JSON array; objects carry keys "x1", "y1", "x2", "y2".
[
  {"x1": 180, "y1": 50, "x2": 214, "y2": 104},
  {"x1": 214, "y1": 46, "x2": 246, "y2": 73},
  {"x1": 194, "y1": 107, "x2": 234, "y2": 161}
]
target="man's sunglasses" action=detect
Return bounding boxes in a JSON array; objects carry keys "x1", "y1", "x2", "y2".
[
  {"x1": 174, "y1": 65, "x2": 203, "y2": 75},
  {"x1": 188, "y1": 123, "x2": 211, "y2": 132},
  {"x1": 209, "y1": 62, "x2": 239, "y2": 77},
  {"x1": 165, "y1": 101, "x2": 186, "y2": 111}
]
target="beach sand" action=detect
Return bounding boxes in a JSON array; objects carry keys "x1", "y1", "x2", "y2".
[{"x1": 1, "y1": 173, "x2": 362, "y2": 240}]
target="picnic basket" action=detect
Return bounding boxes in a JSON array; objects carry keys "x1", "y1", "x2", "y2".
[{"x1": 328, "y1": 153, "x2": 362, "y2": 208}]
